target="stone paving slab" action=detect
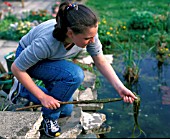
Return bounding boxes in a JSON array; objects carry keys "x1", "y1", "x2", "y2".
[
  {"x1": 2, "y1": 40, "x2": 18, "y2": 48},
  {"x1": 0, "y1": 111, "x2": 41, "y2": 139},
  {"x1": 0, "y1": 40, "x2": 6, "y2": 48},
  {"x1": 0, "y1": 0, "x2": 56, "y2": 17}
]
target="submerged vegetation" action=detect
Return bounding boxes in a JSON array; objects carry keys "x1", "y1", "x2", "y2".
[{"x1": 132, "y1": 93, "x2": 146, "y2": 138}]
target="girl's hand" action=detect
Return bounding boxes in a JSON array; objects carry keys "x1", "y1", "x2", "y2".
[
  {"x1": 118, "y1": 87, "x2": 138, "y2": 103},
  {"x1": 40, "y1": 94, "x2": 60, "y2": 109}
]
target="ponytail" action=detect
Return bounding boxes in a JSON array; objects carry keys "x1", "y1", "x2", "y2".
[{"x1": 53, "y1": 1, "x2": 98, "y2": 41}]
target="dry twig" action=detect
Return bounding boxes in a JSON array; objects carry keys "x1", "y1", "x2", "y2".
[{"x1": 16, "y1": 98, "x2": 123, "y2": 111}]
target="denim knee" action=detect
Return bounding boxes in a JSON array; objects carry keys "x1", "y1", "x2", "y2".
[{"x1": 72, "y1": 65, "x2": 84, "y2": 85}]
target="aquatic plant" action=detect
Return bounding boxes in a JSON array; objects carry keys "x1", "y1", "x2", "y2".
[
  {"x1": 123, "y1": 64, "x2": 139, "y2": 84},
  {"x1": 155, "y1": 32, "x2": 170, "y2": 65},
  {"x1": 118, "y1": 42, "x2": 141, "y2": 84},
  {"x1": 132, "y1": 93, "x2": 146, "y2": 138}
]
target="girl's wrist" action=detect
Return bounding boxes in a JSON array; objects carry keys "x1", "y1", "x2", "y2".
[{"x1": 36, "y1": 92, "x2": 47, "y2": 102}]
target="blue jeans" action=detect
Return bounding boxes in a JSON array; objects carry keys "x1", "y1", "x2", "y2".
[{"x1": 15, "y1": 45, "x2": 84, "y2": 120}]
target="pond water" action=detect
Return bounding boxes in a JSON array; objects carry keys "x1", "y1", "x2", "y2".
[{"x1": 96, "y1": 55, "x2": 170, "y2": 138}]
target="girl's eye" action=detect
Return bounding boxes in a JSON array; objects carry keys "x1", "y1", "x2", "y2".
[{"x1": 85, "y1": 38, "x2": 90, "y2": 40}]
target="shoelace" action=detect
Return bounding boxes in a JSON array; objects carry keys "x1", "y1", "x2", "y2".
[{"x1": 45, "y1": 118, "x2": 60, "y2": 132}]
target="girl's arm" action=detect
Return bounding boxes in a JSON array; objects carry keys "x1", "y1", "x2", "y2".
[
  {"x1": 11, "y1": 63, "x2": 60, "y2": 109},
  {"x1": 92, "y1": 53, "x2": 137, "y2": 103}
]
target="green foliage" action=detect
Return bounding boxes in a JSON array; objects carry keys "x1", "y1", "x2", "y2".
[
  {"x1": 78, "y1": 84, "x2": 86, "y2": 91},
  {"x1": 116, "y1": 42, "x2": 141, "y2": 84},
  {"x1": 75, "y1": 62, "x2": 94, "y2": 73},
  {"x1": 22, "y1": 9, "x2": 53, "y2": 23},
  {"x1": 0, "y1": 13, "x2": 19, "y2": 39},
  {"x1": 0, "y1": 19, "x2": 12, "y2": 32},
  {"x1": 95, "y1": 77, "x2": 101, "y2": 89},
  {"x1": 98, "y1": 18, "x2": 129, "y2": 53},
  {"x1": 0, "y1": 21, "x2": 32, "y2": 41},
  {"x1": 166, "y1": 12, "x2": 170, "y2": 33},
  {"x1": 127, "y1": 11, "x2": 155, "y2": 30},
  {"x1": 34, "y1": 79, "x2": 45, "y2": 87},
  {"x1": 150, "y1": 32, "x2": 170, "y2": 63},
  {"x1": 86, "y1": 0, "x2": 169, "y2": 57},
  {"x1": 3, "y1": 12, "x2": 19, "y2": 22},
  {"x1": 0, "y1": 9, "x2": 53, "y2": 40},
  {"x1": 118, "y1": 42, "x2": 141, "y2": 68},
  {"x1": 127, "y1": 11, "x2": 167, "y2": 36},
  {"x1": 98, "y1": 18, "x2": 114, "y2": 46}
]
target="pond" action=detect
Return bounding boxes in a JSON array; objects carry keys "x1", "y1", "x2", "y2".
[{"x1": 96, "y1": 55, "x2": 170, "y2": 138}]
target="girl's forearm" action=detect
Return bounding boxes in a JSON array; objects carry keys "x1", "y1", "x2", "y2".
[
  {"x1": 93, "y1": 55, "x2": 125, "y2": 92},
  {"x1": 11, "y1": 63, "x2": 46, "y2": 101}
]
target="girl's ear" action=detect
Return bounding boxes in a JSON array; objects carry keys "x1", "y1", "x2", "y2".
[{"x1": 66, "y1": 28, "x2": 73, "y2": 38}]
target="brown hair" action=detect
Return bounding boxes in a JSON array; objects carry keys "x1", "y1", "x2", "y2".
[{"x1": 53, "y1": 1, "x2": 98, "y2": 41}]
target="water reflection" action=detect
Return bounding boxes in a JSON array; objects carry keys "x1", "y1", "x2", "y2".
[{"x1": 96, "y1": 56, "x2": 170, "y2": 138}]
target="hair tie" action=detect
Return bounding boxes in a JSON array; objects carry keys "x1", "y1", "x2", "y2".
[{"x1": 66, "y1": 3, "x2": 78, "y2": 11}]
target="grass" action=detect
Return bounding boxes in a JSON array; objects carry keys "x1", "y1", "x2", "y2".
[
  {"x1": 85, "y1": 0, "x2": 170, "y2": 25},
  {"x1": 85, "y1": 0, "x2": 170, "y2": 85},
  {"x1": 85, "y1": 0, "x2": 170, "y2": 55}
]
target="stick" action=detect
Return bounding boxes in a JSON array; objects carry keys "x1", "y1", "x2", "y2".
[{"x1": 16, "y1": 98, "x2": 123, "y2": 111}]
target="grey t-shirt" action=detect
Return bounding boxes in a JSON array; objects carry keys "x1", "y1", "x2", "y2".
[{"x1": 15, "y1": 19, "x2": 103, "y2": 71}]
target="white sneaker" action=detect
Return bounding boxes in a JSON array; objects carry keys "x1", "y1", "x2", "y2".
[
  {"x1": 8, "y1": 77, "x2": 21, "y2": 104},
  {"x1": 42, "y1": 115, "x2": 61, "y2": 137}
]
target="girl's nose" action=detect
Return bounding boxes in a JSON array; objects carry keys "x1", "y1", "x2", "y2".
[{"x1": 89, "y1": 37, "x2": 95, "y2": 44}]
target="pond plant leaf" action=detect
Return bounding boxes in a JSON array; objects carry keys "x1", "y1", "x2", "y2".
[{"x1": 132, "y1": 93, "x2": 146, "y2": 138}]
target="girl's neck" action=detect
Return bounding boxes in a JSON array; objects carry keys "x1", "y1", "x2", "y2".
[
  {"x1": 64, "y1": 37, "x2": 72, "y2": 45},
  {"x1": 63, "y1": 38, "x2": 74, "y2": 50}
]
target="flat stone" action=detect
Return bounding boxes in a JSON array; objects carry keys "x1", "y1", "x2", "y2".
[
  {"x1": 82, "y1": 71, "x2": 96, "y2": 89},
  {"x1": 79, "y1": 88, "x2": 95, "y2": 101},
  {"x1": 78, "y1": 103, "x2": 103, "y2": 111},
  {"x1": 81, "y1": 112, "x2": 106, "y2": 134},
  {"x1": 78, "y1": 55, "x2": 94, "y2": 65},
  {"x1": 59, "y1": 107, "x2": 83, "y2": 138},
  {"x1": 91, "y1": 123, "x2": 112, "y2": 135},
  {"x1": 0, "y1": 40, "x2": 6, "y2": 48},
  {"x1": 0, "y1": 111, "x2": 41, "y2": 139},
  {"x1": 104, "y1": 54, "x2": 114, "y2": 64},
  {"x1": 78, "y1": 89, "x2": 103, "y2": 111},
  {"x1": 40, "y1": 107, "x2": 83, "y2": 138},
  {"x1": 76, "y1": 54, "x2": 113, "y2": 64},
  {"x1": 72, "y1": 89, "x2": 80, "y2": 101},
  {"x1": 25, "y1": 113, "x2": 43, "y2": 138},
  {"x1": 2, "y1": 41, "x2": 18, "y2": 48}
]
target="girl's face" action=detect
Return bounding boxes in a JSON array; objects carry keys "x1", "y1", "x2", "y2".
[{"x1": 67, "y1": 24, "x2": 98, "y2": 48}]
